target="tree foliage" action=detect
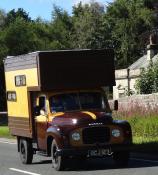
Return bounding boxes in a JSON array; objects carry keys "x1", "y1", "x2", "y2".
[
  {"x1": 72, "y1": 2, "x2": 107, "y2": 49},
  {"x1": 5, "y1": 8, "x2": 31, "y2": 26},
  {"x1": 49, "y1": 5, "x2": 73, "y2": 49},
  {"x1": 4, "y1": 18, "x2": 40, "y2": 55},
  {"x1": 105, "y1": 0, "x2": 155, "y2": 68},
  {"x1": 0, "y1": 1, "x2": 156, "y2": 66},
  {"x1": 135, "y1": 60, "x2": 158, "y2": 94},
  {"x1": 0, "y1": 9, "x2": 6, "y2": 28},
  {"x1": 0, "y1": 1, "x2": 157, "y2": 110}
]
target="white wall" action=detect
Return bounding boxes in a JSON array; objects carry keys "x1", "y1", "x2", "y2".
[{"x1": 113, "y1": 69, "x2": 140, "y2": 100}]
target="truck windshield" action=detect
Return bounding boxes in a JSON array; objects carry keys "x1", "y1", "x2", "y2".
[{"x1": 49, "y1": 92, "x2": 107, "y2": 112}]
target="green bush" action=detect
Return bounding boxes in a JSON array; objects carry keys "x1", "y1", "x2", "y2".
[
  {"x1": 135, "y1": 59, "x2": 158, "y2": 94},
  {"x1": 0, "y1": 126, "x2": 13, "y2": 138}
]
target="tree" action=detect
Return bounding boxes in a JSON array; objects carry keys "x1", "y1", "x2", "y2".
[
  {"x1": 49, "y1": 5, "x2": 73, "y2": 49},
  {"x1": 0, "y1": 31, "x2": 8, "y2": 64},
  {"x1": 105, "y1": 0, "x2": 155, "y2": 68},
  {"x1": 0, "y1": 10, "x2": 7, "y2": 111},
  {"x1": 5, "y1": 8, "x2": 31, "y2": 26},
  {"x1": 135, "y1": 59, "x2": 158, "y2": 94},
  {"x1": 4, "y1": 18, "x2": 40, "y2": 56},
  {"x1": 31, "y1": 18, "x2": 52, "y2": 50},
  {"x1": 0, "y1": 9, "x2": 6, "y2": 28},
  {"x1": 72, "y1": 1, "x2": 106, "y2": 49},
  {"x1": 0, "y1": 9, "x2": 7, "y2": 63}
]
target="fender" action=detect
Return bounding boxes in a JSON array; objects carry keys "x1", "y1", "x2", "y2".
[
  {"x1": 46, "y1": 126, "x2": 66, "y2": 149},
  {"x1": 113, "y1": 120, "x2": 132, "y2": 143}
]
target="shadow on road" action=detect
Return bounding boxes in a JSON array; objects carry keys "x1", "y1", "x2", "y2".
[
  {"x1": 70, "y1": 158, "x2": 158, "y2": 171},
  {"x1": 32, "y1": 160, "x2": 52, "y2": 165},
  {"x1": 32, "y1": 156, "x2": 158, "y2": 171}
]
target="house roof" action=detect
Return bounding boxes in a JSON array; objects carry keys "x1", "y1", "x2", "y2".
[{"x1": 128, "y1": 53, "x2": 158, "y2": 70}]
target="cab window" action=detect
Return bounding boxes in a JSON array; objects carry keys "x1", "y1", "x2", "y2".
[
  {"x1": 49, "y1": 93, "x2": 79, "y2": 112},
  {"x1": 49, "y1": 92, "x2": 108, "y2": 113},
  {"x1": 39, "y1": 96, "x2": 46, "y2": 111}
]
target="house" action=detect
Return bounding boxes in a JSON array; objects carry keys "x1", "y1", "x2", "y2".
[{"x1": 113, "y1": 42, "x2": 158, "y2": 100}]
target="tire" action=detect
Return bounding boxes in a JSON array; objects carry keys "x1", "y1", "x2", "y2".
[
  {"x1": 113, "y1": 151, "x2": 130, "y2": 167},
  {"x1": 51, "y1": 140, "x2": 66, "y2": 171},
  {"x1": 73, "y1": 156, "x2": 87, "y2": 168},
  {"x1": 19, "y1": 138, "x2": 33, "y2": 164}
]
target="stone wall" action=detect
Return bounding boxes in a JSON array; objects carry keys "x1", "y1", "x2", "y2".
[{"x1": 116, "y1": 93, "x2": 158, "y2": 116}]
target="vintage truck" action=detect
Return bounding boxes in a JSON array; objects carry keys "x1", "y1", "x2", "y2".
[{"x1": 4, "y1": 49, "x2": 132, "y2": 171}]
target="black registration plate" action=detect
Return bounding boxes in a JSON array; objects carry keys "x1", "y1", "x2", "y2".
[{"x1": 88, "y1": 148, "x2": 112, "y2": 157}]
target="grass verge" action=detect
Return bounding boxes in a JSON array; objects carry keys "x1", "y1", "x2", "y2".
[
  {"x1": 0, "y1": 126, "x2": 13, "y2": 139},
  {"x1": 114, "y1": 113, "x2": 158, "y2": 143},
  {"x1": 114, "y1": 113, "x2": 158, "y2": 154}
]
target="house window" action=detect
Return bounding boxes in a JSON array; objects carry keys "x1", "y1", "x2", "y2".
[
  {"x1": 15, "y1": 75, "x2": 26, "y2": 86},
  {"x1": 7, "y1": 91, "x2": 17, "y2": 101}
]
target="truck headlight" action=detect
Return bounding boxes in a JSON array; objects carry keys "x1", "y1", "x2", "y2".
[
  {"x1": 112, "y1": 129, "x2": 121, "y2": 137},
  {"x1": 71, "y1": 132, "x2": 80, "y2": 141}
]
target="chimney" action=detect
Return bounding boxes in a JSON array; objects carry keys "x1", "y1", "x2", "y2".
[{"x1": 147, "y1": 33, "x2": 158, "y2": 61}]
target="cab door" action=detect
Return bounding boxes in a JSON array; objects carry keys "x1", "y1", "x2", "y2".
[{"x1": 35, "y1": 95, "x2": 48, "y2": 150}]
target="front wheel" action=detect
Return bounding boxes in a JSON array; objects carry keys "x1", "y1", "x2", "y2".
[
  {"x1": 19, "y1": 138, "x2": 33, "y2": 164},
  {"x1": 51, "y1": 140, "x2": 67, "y2": 171},
  {"x1": 113, "y1": 151, "x2": 130, "y2": 167}
]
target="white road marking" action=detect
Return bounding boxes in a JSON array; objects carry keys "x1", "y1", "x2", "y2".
[
  {"x1": 9, "y1": 168, "x2": 41, "y2": 175},
  {"x1": 0, "y1": 140, "x2": 16, "y2": 145},
  {"x1": 131, "y1": 158, "x2": 158, "y2": 164}
]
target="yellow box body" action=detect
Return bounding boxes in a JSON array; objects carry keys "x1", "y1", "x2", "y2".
[{"x1": 6, "y1": 68, "x2": 38, "y2": 118}]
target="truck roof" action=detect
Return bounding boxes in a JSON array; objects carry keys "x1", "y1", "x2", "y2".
[
  {"x1": 4, "y1": 49, "x2": 115, "y2": 90},
  {"x1": 6, "y1": 49, "x2": 107, "y2": 59}
]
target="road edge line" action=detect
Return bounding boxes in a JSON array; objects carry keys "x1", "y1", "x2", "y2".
[{"x1": 9, "y1": 168, "x2": 41, "y2": 175}]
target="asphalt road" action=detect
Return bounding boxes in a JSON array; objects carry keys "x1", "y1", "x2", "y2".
[{"x1": 1, "y1": 139, "x2": 158, "y2": 175}]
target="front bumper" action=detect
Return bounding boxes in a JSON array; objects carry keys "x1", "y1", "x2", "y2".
[{"x1": 56, "y1": 144, "x2": 132, "y2": 157}]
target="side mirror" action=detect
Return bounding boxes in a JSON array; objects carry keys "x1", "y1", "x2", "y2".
[
  {"x1": 114, "y1": 100, "x2": 118, "y2": 111},
  {"x1": 34, "y1": 106, "x2": 40, "y2": 116}
]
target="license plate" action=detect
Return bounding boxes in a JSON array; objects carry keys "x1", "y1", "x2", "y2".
[{"x1": 88, "y1": 149, "x2": 112, "y2": 157}]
